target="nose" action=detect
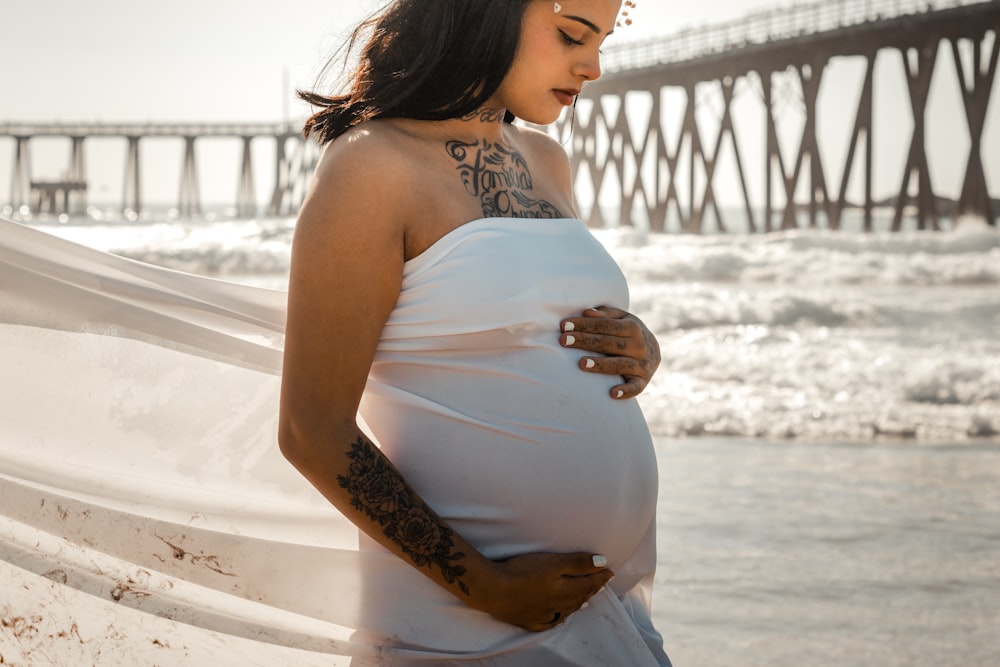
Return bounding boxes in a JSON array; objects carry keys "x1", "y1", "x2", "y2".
[{"x1": 575, "y1": 50, "x2": 602, "y2": 82}]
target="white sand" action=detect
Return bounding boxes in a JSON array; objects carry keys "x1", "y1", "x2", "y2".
[{"x1": 1, "y1": 560, "x2": 348, "y2": 666}]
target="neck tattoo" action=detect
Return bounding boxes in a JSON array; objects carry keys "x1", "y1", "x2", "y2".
[
  {"x1": 446, "y1": 139, "x2": 563, "y2": 219},
  {"x1": 460, "y1": 108, "x2": 506, "y2": 125}
]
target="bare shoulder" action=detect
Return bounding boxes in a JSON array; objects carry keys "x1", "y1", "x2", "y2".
[
  {"x1": 509, "y1": 124, "x2": 570, "y2": 165},
  {"x1": 308, "y1": 121, "x2": 415, "y2": 208},
  {"x1": 296, "y1": 120, "x2": 417, "y2": 246},
  {"x1": 506, "y1": 123, "x2": 573, "y2": 192}
]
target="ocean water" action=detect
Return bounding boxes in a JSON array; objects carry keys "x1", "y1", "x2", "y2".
[
  {"x1": 28, "y1": 210, "x2": 1000, "y2": 443},
  {"x1": 18, "y1": 212, "x2": 1000, "y2": 665}
]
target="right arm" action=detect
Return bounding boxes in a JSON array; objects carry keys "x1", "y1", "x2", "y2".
[{"x1": 277, "y1": 126, "x2": 611, "y2": 632}]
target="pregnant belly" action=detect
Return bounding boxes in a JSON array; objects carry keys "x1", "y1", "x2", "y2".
[{"x1": 360, "y1": 349, "x2": 659, "y2": 570}]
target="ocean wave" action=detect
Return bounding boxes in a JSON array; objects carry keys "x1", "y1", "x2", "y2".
[
  {"x1": 24, "y1": 215, "x2": 1000, "y2": 443},
  {"x1": 600, "y1": 221, "x2": 1000, "y2": 287},
  {"x1": 631, "y1": 284, "x2": 1000, "y2": 331},
  {"x1": 116, "y1": 244, "x2": 291, "y2": 277},
  {"x1": 637, "y1": 321, "x2": 1000, "y2": 442}
]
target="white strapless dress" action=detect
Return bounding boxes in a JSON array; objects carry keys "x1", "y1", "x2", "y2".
[{"x1": 0, "y1": 216, "x2": 669, "y2": 665}]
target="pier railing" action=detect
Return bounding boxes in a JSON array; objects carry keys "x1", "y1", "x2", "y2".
[
  {"x1": 0, "y1": 122, "x2": 299, "y2": 139},
  {"x1": 602, "y1": 0, "x2": 993, "y2": 72}
]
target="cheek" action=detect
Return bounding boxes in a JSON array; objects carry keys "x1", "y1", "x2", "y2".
[
  {"x1": 516, "y1": 19, "x2": 563, "y2": 70},
  {"x1": 511, "y1": 44, "x2": 560, "y2": 89}
]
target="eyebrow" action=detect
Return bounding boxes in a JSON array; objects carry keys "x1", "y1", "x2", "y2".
[{"x1": 565, "y1": 15, "x2": 614, "y2": 37}]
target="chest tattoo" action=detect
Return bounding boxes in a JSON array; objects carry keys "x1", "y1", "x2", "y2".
[{"x1": 446, "y1": 139, "x2": 563, "y2": 219}]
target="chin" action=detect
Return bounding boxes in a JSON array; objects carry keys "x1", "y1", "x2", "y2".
[{"x1": 514, "y1": 106, "x2": 564, "y2": 127}]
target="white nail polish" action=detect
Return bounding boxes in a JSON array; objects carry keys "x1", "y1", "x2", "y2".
[
  {"x1": 581, "y1": 602, "x2": 589, "y2": 609},
  {"x1": 563, "y1": 322, "x2": 575, "y2": 332},
  {"x1": 592, "y1": 555, "x2": 608, "y2": 567},
  {"x1": 565, "y1": 335, "x2": 575, "y2": 346},
  {"x1": 616, "y1": 390, "x2": 624, "y2": 399},
  {"x1": 585, "y1": 359, "x2": 596, "y2": 369}
]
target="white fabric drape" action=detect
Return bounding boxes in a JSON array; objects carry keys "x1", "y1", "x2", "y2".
[
  {"x1": 1, "y1": 218, "x2": 373, "y2": 663},
  {"x1": 0, "y1": 217, "x2": 668, "y2": 665}
]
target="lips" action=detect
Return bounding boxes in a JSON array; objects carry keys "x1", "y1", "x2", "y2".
[{"x1": 553, "y1": 89, "x2": 580, "y2": 106}]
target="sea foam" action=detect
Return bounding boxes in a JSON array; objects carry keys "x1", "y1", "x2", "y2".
[{"x1": 33, "y1": 215, "x2": 1000, "y2": 442}]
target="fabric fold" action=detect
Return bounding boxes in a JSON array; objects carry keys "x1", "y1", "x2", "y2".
[{"x1": 0, "y1": 216, "x2": 668, "y2": 665}]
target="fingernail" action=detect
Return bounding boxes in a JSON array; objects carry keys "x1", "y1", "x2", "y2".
[
  {"x1": 565, "y1": 335, "x2": 576, "y2": 346},
  {"x1": 581, "y1": 602, "x2": 589, "y2": 609},
  {"x1": 563, "y1": 322, "x2": 575, "y2": 332},
  {"x1": 592, "y1": 555, "x2": 608, "y2": 567},
  {"x1": 585, "y1": 359, "x2": 596, "y2": 369},
  {"x1": 616, "y1": 390, "x2": 624, "y2": 399}
]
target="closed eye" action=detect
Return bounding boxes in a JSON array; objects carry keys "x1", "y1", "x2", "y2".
[{"x1": 559, "y1": 29, "x2": 585, "y2": 46}]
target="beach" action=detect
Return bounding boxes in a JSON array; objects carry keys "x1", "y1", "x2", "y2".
[
  {"x1": 2, "y1": 213, "x2": 999, "y2": 665},
  {"x1": 5, "y1": 435, "x2": 998, "y2": 665},
  {"x1": 653, "y1": 436, "x2": 1000, "y2": 667}
]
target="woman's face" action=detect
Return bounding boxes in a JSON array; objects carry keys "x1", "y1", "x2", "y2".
[{"x1": 492, "y1": 0, "x2": 622, "y2": 125}]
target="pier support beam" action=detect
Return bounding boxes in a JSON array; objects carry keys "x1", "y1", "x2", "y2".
[
  {"x1": 236, "y1": 136, "x2": 256, "y2": 218},
  {"x1": 68, "y1": 136, "x2": 87, "y2": 215},
  {"x1": 179, "y1": 136, "x2": 201, "y2": 218},
  {"x1": 794, "y1": 61, "x2": 832, "y2": 229},
  {"x1": 762, "y1": 73, "x2": 785, "y2": 233},
  {"x1": 10, "y1": 136, "x2": 32, "y2": 212},
  {"x1": 123, "y1": 136, "x2": 141, "y2": 217},
  {"x1": 894, "y1": 43, "x2": 939, "y2": 231},
  {"x1": 953, "y1": 32, "x2": 999, "y2": 225},
  {"x1": 833, "y1": 52, "x2": 876, "y2": 231},
  {"x1": 268, "y1": 134, "x2": 316, "y2": 218}
]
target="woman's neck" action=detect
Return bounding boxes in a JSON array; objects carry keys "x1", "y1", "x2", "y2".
[{"x1": 434, "y1": 106, "x2": 509, "y2": 145}]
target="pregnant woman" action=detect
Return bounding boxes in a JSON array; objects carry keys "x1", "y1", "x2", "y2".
[{"x1": 279, "y1": 0, "x2": 671, "y2": 664}]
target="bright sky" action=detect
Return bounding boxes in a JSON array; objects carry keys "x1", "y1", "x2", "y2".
[
  {"x1": 0, "y1": 0, "x2": 777, "y2": 123},
  {"x1": 1, "y1": 0, "x2": 995, "y2": 208}
]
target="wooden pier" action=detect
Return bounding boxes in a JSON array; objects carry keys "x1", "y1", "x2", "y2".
[
  {"x1": 2, "y1": 0, "x2": 998, "y2": 230},
  {"x1": 2, "y1": 122, "x2": 316, "y2": 219},
  {"x1": 564, "y1": 0, "x2": 1000, "y2": 231}
]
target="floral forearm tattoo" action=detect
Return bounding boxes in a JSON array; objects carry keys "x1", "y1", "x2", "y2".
[
  {"x1": 337, "y1": 437, "x2": 470, "y2": 595},
  {"x1": 446, "y1": 139, "x2": 563, "y2": 220}
]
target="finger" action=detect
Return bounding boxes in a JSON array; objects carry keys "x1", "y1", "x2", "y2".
[
  {"x1": 560, "y1": 552, "x2": 611, "y2": 576},
  {"x1": 609, "y1": 376, "x2": 647, "y2": 400},
  {"x1": 529, "y1": 609, "x2": 571, "y2": 633},
  {"x1": 578, "y1": 355, "x2": 645, "y2": 378},
  {"x1": 556, "y1": 572, "x2": 614, "y2": 612},
  {"x1": 562, "y1": 315, "x2": 639, "y2": 338},
  {"x1": 562, "y1": 331, "x2": 642, "y2": 357},
  {"x1": 583, "y1": 305, "x2": 629, "y2": 319}
]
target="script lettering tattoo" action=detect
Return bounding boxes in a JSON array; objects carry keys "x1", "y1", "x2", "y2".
[
  {"x1": 446, "y1": 139, "x2": 563, "y2": 219},
  {"x1": 460, "y1": 108, "x2": 506, "y2": 125},
  {"x1": 337, "y1": 437, "x2": 470, "y2": 595}
]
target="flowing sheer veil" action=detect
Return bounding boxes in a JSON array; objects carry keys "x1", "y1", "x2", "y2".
[{"x1": 0, "y1": 217, "x2": 371, "y2": 663}]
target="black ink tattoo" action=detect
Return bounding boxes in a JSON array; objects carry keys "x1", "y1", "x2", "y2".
[
  {"x1": 460, "y1": 108, "x2": 506, "y2": 125},
  {"x1": 337, "y1": 437, "x2": 470, "y2": 595},
  {"x1": 446, "y1": 139, "x2": 563, "y2": 219}
]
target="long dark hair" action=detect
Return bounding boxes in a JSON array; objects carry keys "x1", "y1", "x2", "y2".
[{"x1": 300, "y1": 0, "x2": 529, "y2": 144}]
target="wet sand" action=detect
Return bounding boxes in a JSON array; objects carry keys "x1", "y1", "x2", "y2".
[{"x1": 653, "y1": 436, "x2": 1000, "y2": 667}]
